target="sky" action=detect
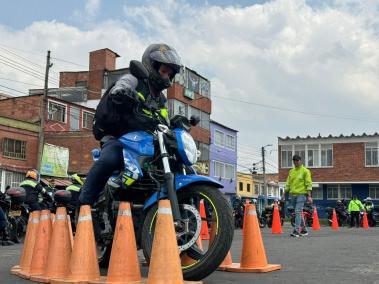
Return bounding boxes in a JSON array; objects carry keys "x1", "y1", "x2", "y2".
[{"x1": 0, "y1": 0, "x2": 378, "y2": 173}]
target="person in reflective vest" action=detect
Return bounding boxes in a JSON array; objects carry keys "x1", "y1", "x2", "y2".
[
  {"x1": 66, "y1": 174, "x2": 84, "y2": 207},
  {"x1": 19, "y1": 169, "x2": 45, "y2": 212}
]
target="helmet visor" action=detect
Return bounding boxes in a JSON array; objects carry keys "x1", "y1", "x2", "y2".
[{"x1": 150, "y1": 49, "x2": 182, "y2": 72}]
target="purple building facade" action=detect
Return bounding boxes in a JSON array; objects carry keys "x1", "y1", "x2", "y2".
[{"x1": 209, "y1": 120, "x2": 238, "y2": 200}]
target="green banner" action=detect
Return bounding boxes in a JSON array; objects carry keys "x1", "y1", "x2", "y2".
[{"x1": 40, "y1": 143, "x2": 69, "y2": 177}]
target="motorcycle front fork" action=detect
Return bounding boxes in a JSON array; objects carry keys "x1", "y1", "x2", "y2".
[{"x1": 157, "y1": 129, "x2": 182, "y2": 224}]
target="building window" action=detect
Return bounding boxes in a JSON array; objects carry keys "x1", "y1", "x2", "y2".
[
  {"x1": 225, "y1": 135, "x2": 235, "y2": 150},
  {"x1": 225, "y1": 164, "x2": 235, "y2": 180},
  {"x1": 200, "y1": 112, "x2": 210, "y2": 130},
  {"x1": 196, "y1": 142, "x2": 209, "y2": 161},
  {"x1": 247, "y1": 184, "x2": 251, "y2": 192},
  {"x1": 169, "y1": 99, "x2": 187, "y2": 117},
  {"x1": 369, "y1": 185, "x2": 379, "y2": 199},
  {"x1": 82, "y1": 111, "x2": 94, "y2": 129},
  {"x1": 214, "y1": 161, "x2": 235, "y2": 180},
  {"x1": 48, "y1": 100, "x2": 67, "y2": 123},
  {"x1": 294, "y1": 145, "x2": 305, "y2": 161},
  {"x1": 254, "y1": 184, "x2": 259, "y2": 195},
  {"x1": 365, "y1": 142, "x2": 378, "y2": 166},
  {"x1": 321, "y1": 144, "x2": 333, "y2": 167},
  {"x1": 239, "y1": 182, "x2": 243, "y2": 192},
  {"x1": 214, "y1": 130, "x2": 224, "y2": 147},
  {"x1": 214, "y1": 161, "x2": 224, "y2": 178},
  {"x1": 307, "y1": 144, "x2": 320, "y2": 167},
  {"x1": 3, "y1": 138, "x2": 26, "y2": 160},
  {"x1": 311, "y1": 187, "x2": 323, "y2": 200},
  {"x1": 281, "y1": 145, "x2": 293, "y2": 168},
  {"x1": 327, "y1": 184, "x2": 351, "y2": 200},
  {"x1": 188, "y1": 106, "x2": 201, "y2": 121}
]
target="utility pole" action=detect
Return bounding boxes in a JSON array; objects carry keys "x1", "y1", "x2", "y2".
[
  {"x1": 262, "y1": 146, "x2": 267, "y2": 206},
  {"x1": 37, "y1": 50, "x2": 52, "y2": 171},
  {"x1": 262, "y1": 144, "x2": 272, "y2": 206}
]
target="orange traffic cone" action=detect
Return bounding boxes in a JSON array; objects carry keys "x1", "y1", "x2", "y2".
[
  {"x1": 67, "y1": 215, "x2": 74, "y2": 249},
  {"x1": 30, "y1": 207, "x2": 72, "y2": 283},
  {"x1": 147, "y1": 200, "x2": 202, "y2": 284},
  {"x1": 331, "y1": 209, "x2": 339, "y2": 230},
  {"x1": 51, "y1": 205, "x2": 100, "y2": 284},
  {"x1": 10, "y1": 212, "x2": 34, "y2": 274},
  {"x1": 16, "y1": 211, "x2": 41, "y2": 278},
  {"x1": 312, "y1": 207, "x2": 321, "y2": 231},
  {"x1": 271, "y1": 203, "x2": 283, "y2": 234},
  {"x1": 225, "y1": 204, "x2": 281, "y2": 273},
  {"x1": 28, "y1": 210, "x2": 53, "y2": 278},
  {"x1": 362, "y1": 212, "x2": 369, "y2": 229},
  {"x1": 242, "y1": 199, "x2": 250, "y2": 236},
  {"x1": 91, "y1": 202, "x2": 142, "y2": 284},
  {"x1": 199, "y1": 200, "x2": 210, "y2": 240}
]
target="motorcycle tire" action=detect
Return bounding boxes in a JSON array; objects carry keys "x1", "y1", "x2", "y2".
[
  {"x1": 141, "y1": 185, "x2": 234, "y2": 281},
  {"x1": 259, "y1": 217, "x2": 266, "y2": 228}
]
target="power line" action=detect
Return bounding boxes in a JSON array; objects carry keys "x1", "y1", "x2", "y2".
[
  {"x1": 0, "y1": 59, "x2": 59, "y2": 86},
  {"x1": 0, "y1": 77, "x2": 43, "y2": 87},
  {"x1": 0, "y1": 54, "x2": 60, "y2": 82},
  {"x1": 213, "y1": 95, "x2": 379, "y2": 123},
  {"x1": 0, "y1": 84, "x2": 29, "y2": 95},
  {"x1": 51, "y1": 57, "x2": 87, "y2": 68}
]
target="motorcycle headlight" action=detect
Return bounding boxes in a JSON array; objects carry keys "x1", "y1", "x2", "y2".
[{"x1": 175, "y1": 129, "x2": 198, "y2": 166}]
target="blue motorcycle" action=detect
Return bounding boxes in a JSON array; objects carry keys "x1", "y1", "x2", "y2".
[{"x1": 92, "y1": 114, "x2": 234, "y2": 281}]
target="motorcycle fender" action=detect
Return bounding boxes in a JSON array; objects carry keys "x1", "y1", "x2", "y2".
[{"x1": 143, "y1": 174, "x2": 223, "y2": 210}]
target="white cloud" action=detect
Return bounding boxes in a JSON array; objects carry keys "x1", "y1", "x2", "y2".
[{"x1": 0, "y1": 0, "x2": 378, "y2": 170}]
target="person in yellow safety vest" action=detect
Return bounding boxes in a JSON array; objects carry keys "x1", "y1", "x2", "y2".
[
  {"x1": 19, "y1": 169, "x2": 45, "y2": 212},
  {"x1": 348, "y1": 196, "x2": 364, "y2": 228},
  {"x1": 282, "y1": 154, "x2": 313, "y2": 238},
  {"x1": 66, "y1": 174, "x2": 85, "y2": 207}
]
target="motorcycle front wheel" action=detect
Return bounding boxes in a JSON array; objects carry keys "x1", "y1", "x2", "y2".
[{"x1": 141, "y1": 185, "x2": 234, "y2": 281}]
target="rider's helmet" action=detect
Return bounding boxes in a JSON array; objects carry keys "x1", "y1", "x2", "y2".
[
  {"x1": 26, "y1": 169, "x2": 40, "y2": 182},
  {"x1": 142, "y1": 44, "x2": 183, "y2": 92},
  {"x1": 366, "y1": 197, "x2": 372, "y2": 203},
  {"x1": 336, "y1": 200, "x2": 342, "y2": 204},
  {"x1": 70, "y1": 173, "x2": 85, "y2": 186}
]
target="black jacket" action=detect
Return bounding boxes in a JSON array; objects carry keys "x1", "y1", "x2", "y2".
[{"x1": 93, "y1": 74, "x2": 168, "y2": 140}]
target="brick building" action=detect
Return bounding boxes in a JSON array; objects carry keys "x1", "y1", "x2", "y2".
[
  {"x1": 278, "y1": 133, "x2": 379, "y2": 216},
  {"x1": 0, "y1": 94, "x2": 97, "y2": 191}
]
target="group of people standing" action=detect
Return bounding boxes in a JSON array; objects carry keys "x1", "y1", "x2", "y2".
[{"x1": 0, "y1": 169, "x2": 84, "y2": 246}]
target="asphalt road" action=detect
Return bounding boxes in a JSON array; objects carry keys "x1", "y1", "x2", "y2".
[{"x1": 1, "y1": 225, "x2": 379, "y2": 284}]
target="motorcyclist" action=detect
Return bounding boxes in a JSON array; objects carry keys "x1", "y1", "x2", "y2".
[
  {"x1": 79, "y1": 44, "x2": 183, "y2": 206},
  {"x1": 364, "y1": 197, "x2": 376, "y2": 226},
  {"x1": 66, "y1": 174, "x2": 85, "y2": 207},
  {"x1": 19, "y1": 169, "x2": 46, "y2": 212}
]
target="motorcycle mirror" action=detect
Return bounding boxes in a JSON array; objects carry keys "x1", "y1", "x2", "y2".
[
  {"x1": 129, "y1": 60, "x2": 149, "y2": 80},
  {"x1": 189, "y1": 115, "x2": 200, "y2": 126}
]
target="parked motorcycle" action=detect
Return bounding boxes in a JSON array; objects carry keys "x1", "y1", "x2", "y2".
[
  {"x1": 2, "y1": 187, "x2": 28, "y2": 243},
  {"x1": 325, "y1": 206, "x2": 351, "y2": 227},
  {"x1": 288, "y1": 204, "x2": 313, "y2": 228},
  {"x1": 260, "y1": 205, "x2": 284, "y2": 228}
]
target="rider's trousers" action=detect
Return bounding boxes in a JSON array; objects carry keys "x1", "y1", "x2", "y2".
[{"x1": 79, "y1": 137, "x2": 124, "y2": 206}]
